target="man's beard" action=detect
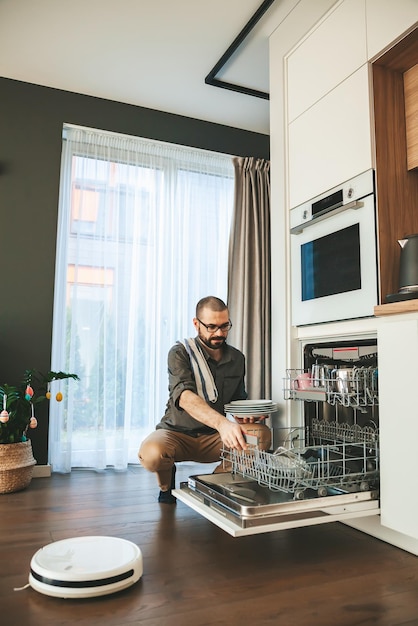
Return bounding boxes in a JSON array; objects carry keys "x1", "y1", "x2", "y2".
[{"x1": 197, "y1": 333, "x2": 226, "y2": 350}]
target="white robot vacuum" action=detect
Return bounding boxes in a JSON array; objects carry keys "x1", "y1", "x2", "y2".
[{"x1": 29, "y1": 536, "x2": 143, "y2": 598}]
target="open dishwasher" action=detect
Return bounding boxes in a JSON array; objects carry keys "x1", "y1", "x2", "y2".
[{"x1": 173, "y1": 338, "x2": 380, "y2": 537}]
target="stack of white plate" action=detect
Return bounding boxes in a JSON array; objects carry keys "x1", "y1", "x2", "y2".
[{"x1": 224, "y1": 399, "x2": 278, "y2": 417}]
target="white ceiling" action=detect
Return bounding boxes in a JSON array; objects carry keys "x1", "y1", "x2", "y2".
[{"x1": 0, "y1": 0, "x2": 300, "y2": 135}]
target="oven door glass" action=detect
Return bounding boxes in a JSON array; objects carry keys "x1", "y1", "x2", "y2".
[{"x1": 301, "y1": 223, "x2": 361, "y2": 301}]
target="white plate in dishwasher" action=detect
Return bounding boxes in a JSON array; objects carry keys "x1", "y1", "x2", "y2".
[{"x1": 29, "y1": 536, "x2": 143, "y2": 598}]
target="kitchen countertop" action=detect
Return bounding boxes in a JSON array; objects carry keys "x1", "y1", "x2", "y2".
[{"x1": 374, "y1": 299, "x2": 418, "y2": 316}]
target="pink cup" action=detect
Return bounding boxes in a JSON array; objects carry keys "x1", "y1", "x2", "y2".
[{"x1": 294, "y1": 372, "x2": 312, "y2": 390}]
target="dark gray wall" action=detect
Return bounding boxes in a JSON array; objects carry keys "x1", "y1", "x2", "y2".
[{"x1": 0, "y1": 77, "x2": 270, "y2": 463}]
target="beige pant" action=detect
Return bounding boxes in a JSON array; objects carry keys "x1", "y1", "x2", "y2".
[{"x1": 138, "y1": 429, "x2": 223, "y2": 491}]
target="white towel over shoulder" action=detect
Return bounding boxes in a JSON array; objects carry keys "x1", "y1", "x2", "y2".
[{"x1": 180, "y1": 338, "x2": 218, "y2": 403}]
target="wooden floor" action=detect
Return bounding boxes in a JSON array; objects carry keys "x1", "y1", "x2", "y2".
[{"x1": 0, "y1": 465, "x2": 417, "y2": 626}]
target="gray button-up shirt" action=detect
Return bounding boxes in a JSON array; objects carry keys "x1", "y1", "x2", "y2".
[{"x1": 156, "y1": 339, "x2": 247, "y2": 436}]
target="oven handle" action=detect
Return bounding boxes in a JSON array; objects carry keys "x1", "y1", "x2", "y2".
[{"x1": 290, "y1": 200, "x2": 364, "y2": 235}]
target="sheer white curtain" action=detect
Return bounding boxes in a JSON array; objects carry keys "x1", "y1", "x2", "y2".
[{"x1": 50, "y1": 125, "x2": 234, "y2": 472}]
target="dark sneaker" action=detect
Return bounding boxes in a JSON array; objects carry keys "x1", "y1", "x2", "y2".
[
  {"x1": 158, "y1": 490, "x2": 176, "y2": 504},
  {"x1": 158, "y1": 465, "x2": 177, "y2": 504}
]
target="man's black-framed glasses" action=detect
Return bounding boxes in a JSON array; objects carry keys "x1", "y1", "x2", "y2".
[{"x1": 197, "y1": 319, "x2": 232, "y2": 333}]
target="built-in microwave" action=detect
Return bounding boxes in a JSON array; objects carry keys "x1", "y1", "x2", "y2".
[{"x1": 290, "y1": 169, "x2": 378, "y2": 326}]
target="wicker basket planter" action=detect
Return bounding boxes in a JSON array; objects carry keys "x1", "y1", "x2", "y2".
[{"x1": 0, "y1": 440, "x2": 37, "y2": 494}]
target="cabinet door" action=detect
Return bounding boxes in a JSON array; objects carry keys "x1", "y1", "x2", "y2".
[
  {"x1": 366, "y1": 0, "x2": 418, "y2": 60},
  {"x1": 288, "y1": 64, "x2": 373, "y2": 208},
  {"x1": 287, "y1": 0, "x2": 367, "y2": 122},
  {"x1": 377, "y1": 316, "x2": 418, "y2": 540}
]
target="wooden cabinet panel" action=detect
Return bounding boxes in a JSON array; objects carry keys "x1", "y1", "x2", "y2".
[
  {"x1": 372, "y1": 28, "x2": 418, "y2": 302},
  {"x1": 288, "y1": 64, "x2": 373, "y2": 208},
  {"x1": 287, "y1": 0, "x2": 367, "y2": 122},
  {"x1": 404, "y1": 63, "x2": 418, "y2": 170}
]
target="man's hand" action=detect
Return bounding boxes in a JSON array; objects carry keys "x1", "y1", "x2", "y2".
[
  {"x1": 217, "y1": 419, "x2": 248, "y2": 450},
  {"x1": 179, "y1": 390, "x2": 248, "y2": 450}
]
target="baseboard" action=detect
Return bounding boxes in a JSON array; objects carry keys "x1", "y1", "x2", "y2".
[
  {"x1": 344, "y1": 517, "x2": 418, "y2": 556},
  {"x1": 33, "y1": 464, "x2": 51, "y2": 478}
]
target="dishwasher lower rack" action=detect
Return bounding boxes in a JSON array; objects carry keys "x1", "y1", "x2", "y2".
[{"x1": 221, "y1": 423, "x2": 379, "y2": 500}]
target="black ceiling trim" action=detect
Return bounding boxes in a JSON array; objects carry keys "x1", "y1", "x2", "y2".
[{"x1": 205, "y1": 0, "x2": 276, "y2": 100}]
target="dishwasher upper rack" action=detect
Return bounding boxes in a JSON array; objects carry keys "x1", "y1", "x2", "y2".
[
  {"x1": 221, "y1": 423, "x2": 379, "y2": 500},
  {"x1": 283, "y1": 366, "x2": 378, "y2": 408}
]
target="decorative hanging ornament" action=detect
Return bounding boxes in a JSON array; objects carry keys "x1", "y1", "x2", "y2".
[
  {"x1": 25, "y1": 385, "x2": 34, "y2": 401},
  {"x1": 0, "y1": 394, "x2": 9, "y2": 422},
  {"x1": 29, "y1": 403, "x2": 37, "y2": 429},
  {"x1": 56, "y1": 392, "x2": 63, "y2": 402},
  {"x1": 46, "y1": 383, "x2": 51, "y2": 400}
]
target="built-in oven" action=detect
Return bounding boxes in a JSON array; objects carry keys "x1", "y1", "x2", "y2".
[{"x1": 290, "y1": 169, "x2": 378, "y2": 326}]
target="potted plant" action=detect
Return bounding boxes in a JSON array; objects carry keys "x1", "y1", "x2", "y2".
[{"x1": 0, "y1": 369, "x2": 78, "y2": 493}]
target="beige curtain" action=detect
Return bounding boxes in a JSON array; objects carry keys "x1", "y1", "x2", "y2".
[{"x1": 227, "y1": 156, "x2": 271, "y2": 399}]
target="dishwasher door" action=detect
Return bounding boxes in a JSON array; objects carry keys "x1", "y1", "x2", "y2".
[{"x1": 173, "y1": 474, "x2": 379, "y2": 538}]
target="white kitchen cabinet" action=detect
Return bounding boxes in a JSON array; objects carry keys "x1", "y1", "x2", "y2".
[
  {"x1": 288, "y1": 63, "x2": 373, "y2": 208},
  {"x1": 376, "y1": 312, "x2": 418, "y2": 540},
  {"x1": 287, "y1": 0, "x2": 367, "y2": 123},
  {"x1": 269, "y1": 0, "x2": 418, "y2": 556},
  {"x1": 366, "y1": 0, "x2": 418, "y2": 61}
]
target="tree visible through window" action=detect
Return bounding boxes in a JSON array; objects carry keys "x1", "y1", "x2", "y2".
[{"x1": 49, "y1": 125, "x2": 234, "y2": 472}]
